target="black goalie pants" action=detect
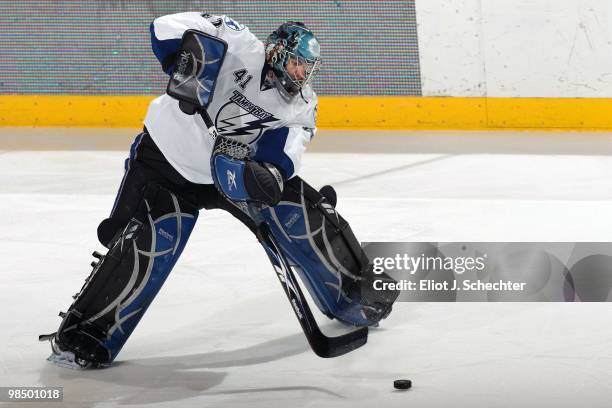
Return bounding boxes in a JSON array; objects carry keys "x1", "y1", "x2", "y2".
[{"x1": 106, "y1": 128, "x2": 255, "y2": 239}]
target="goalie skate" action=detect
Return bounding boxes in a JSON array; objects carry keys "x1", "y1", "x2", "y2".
[{"x1": 40, "y1": 333, "x2": 97, "y2": 370}]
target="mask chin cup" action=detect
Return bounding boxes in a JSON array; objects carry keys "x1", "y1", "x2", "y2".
[{"x1": 271, "y1": 69, "x2": 300, "y2": 98}]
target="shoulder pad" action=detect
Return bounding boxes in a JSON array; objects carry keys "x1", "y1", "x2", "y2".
[{"x1": 221, "y1": 15, "x2": 247, "y2": 32}]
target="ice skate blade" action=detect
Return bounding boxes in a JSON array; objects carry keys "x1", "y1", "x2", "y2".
[{"x1": 46, "y1": 350, "x2": 91, "y2": 370}]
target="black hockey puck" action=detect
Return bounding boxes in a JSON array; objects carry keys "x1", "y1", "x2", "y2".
[{"x1": 393, "y1": 379, "x2": 412, "y2": 390}]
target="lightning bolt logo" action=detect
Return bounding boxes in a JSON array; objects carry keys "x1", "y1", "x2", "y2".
[
  {"x1": 217, "y1": 115, "x2": 279, "y2": 138},
  {"x1": 215, "y1": 95, "x2": 280, "y2": 141}
]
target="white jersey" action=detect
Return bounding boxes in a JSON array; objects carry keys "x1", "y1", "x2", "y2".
[{"x1": 144, "y1": 12, "x2": 318, "y2": 184}]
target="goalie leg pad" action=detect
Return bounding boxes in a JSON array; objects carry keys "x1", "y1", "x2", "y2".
[
  {"x1": 258, "y1": 177, "x2": 399, "y2": 327},
  {"x1": 55, "y1": 183, "x2": 198, "y2": 366}
]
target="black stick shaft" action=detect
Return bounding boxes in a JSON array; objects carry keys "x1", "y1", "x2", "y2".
[{"x1": 198, "y1": 108, "x2": 219, "y2": 139}]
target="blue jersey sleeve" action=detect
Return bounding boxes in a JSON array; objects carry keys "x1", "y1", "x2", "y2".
[
  {"x1": 252, "y1": 126, "x2": 313, "y2": 180},
  {"x1": 150, "y1": 23, "x2": 182, "y2": 74}
]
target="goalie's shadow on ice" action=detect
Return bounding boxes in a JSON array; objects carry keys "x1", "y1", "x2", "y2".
[{"x1": 38, "y1": 332, "x2": 320, "y2": 405}]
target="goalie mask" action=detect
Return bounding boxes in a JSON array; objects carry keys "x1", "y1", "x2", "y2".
[{"x1": 265, "y1": 21, "x2": 321, "y2": 97}]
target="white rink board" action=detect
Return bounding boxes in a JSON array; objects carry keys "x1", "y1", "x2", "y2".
[
  {"x1": 416, "y1": 0, "x2": 612, "y2": 97},
  {"x1": 1, "y1": 130, "x2": 612, "y2": 407}
]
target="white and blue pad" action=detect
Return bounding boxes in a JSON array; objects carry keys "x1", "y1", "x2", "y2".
[
  {"x1": 166, "y1": 29, "x2": 227, "y2": 108},
  {"x1": 257, "y1": 178, "x2": 395, "y2": 327},
  {"x1": 54, "y1": 184, "x2": 198, "y2": 365},
  {"x1": 211, "y1": 136, "x2": 284, "y2": 205},
  {"x1": 212, "y1": 154, "x2": 250, "y2": 201}
]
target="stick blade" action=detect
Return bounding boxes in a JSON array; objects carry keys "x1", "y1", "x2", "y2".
[{"x1": 310, "y1": 326, "x2": 368, "y2": 358}]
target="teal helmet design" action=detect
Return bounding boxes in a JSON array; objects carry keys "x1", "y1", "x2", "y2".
[{"x1": 265, "y1": 21, "x2": 321, "y2": 96}]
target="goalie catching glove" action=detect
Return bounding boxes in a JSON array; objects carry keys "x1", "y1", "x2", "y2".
[{"x1": 211, "y1": 136, "x2": 284, "y2": 206}]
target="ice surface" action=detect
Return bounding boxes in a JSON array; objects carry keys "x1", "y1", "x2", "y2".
[{"x1": 1, "y1": 130, "x2": 612, "y2": 407}]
